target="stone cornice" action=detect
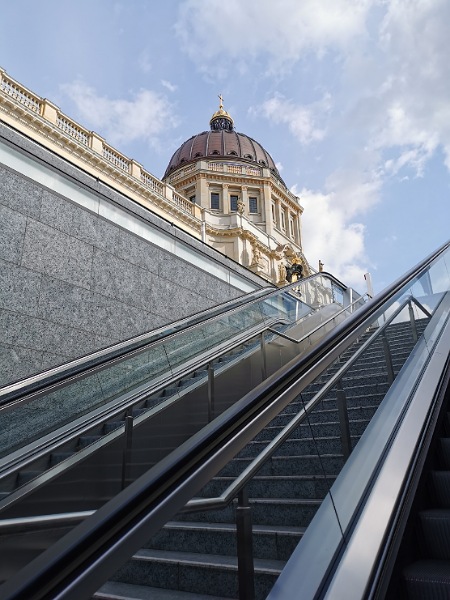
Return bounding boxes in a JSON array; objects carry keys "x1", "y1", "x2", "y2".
[{"x1": 0, "y1": 68, "x2": 201, "y2": 234}]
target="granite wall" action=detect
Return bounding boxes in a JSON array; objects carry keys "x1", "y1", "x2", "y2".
[{"x1": 0, "y1": 125, "x2": 265, "y2": 387}]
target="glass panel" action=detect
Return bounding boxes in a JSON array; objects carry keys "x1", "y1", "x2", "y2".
[
  {"x1": 286, "y1": 246, "x2": 450, "y2": 597},
  {"x1": 210, "y1": 192, "x2": 220, "y2": 210},
  {"x1": 0, "y1": 344, "x2": 172, "y2": 459}
]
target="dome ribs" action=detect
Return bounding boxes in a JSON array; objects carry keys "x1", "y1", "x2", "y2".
[
  {"x1": 207, "y1": 131, "x2": 223, "y2": 156},
  {"x1": 163, "y1": 127, "x2": 285, "y2": 186}
]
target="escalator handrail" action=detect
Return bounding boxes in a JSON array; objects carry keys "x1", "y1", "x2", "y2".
[
  {"x1": 0, "y1": 316, "x2": 287, "y2": 482},
  {"x1": 274, "y1": 296, "x2": 450, "y2": 600},
  {"x1": 267, "y1": 293, "x2": 369, "y2": 345},
  {"x1": 1, "y1": 240, "x2": 448, "y2": 600},
  {"x1": 0, "y1": 271, "x2": 351, "y2": 407},
  {"x1": 183, "y1": 295, "x2": 432, "y2": 514}
]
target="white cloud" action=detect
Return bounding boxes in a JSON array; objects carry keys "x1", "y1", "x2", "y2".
[
  {"x1": 161, "y1": 80, "x2": 178, "y2": 93},
  {"x1": 253, "y1": 93, "x2": 331, "y2": 145},
  {"x1": 292, "y1": 165, "x2": 381, "y2": 289},
  {"x1": 296, "y1": 184, "x2": 369, "y2": 289},
  {"x1": 138, "y1": 51, "x2": 152, "y2": 74},
  {"x1": 175, "y1": 0, "x2": 374, "y2": 76},
  {"x1": 353, "y1": 0, "x2": 450, "y2": 176},
  {"x1": 60, "y1": 81, "x2": 178, "y2": 148}
]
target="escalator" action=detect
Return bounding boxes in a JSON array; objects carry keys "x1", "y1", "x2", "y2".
[
  {"x1": 0, "y1": 242, "x2": 449, "y2": 600},
  {"x1": 0, "y1": 273, "x2": 361, "y2": 584}
]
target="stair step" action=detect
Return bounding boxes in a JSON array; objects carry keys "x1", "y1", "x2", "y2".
[
  {"x1": 403, "y1": 559, "x2": 450, "y2": 600},
  {"x1": 17, "y1": 470, "x2": 41, "y2": 485},
  {"x1": 77, "y1": 435, "x2": 103, "y2": 449},
  {"x1": 419, "y1": 509, "x2": 450, "y2": 560},
  {"x1": 95, "y1": 580, "x2": 232, "y2": 600},
  {"x1": 111, "y1": 548, "x2": 283, "y2": 600},
  {"x1": 300, "y1": 383, "x2": 390, "y2": 403},
  {"x1": 177, "y1": 498, "x2": 322, "y2": 528},
  {"x1": 219, "y1": 454, "x2": 345, "y2": 477},
  {"x1": 49, "y1": 451, "x2": 75, "y2": 466},
  {"x1": 439, "y1": 438, "x2": 450, "y2": 469},
  {"x1": 237, "y1": 436, "x2": 359, "y2": 458},
  {"x1": 104, "y1": 421, "x2": 126, "y2": 433},
  {"x1": 200, "y1": 474, "x2": 334, "y2": 500},
  {"x1": 431, "y1": 471, "x2": 450, "y2": 508},
  {"x1": 145, "y1": 521, "x2": 303, "y2": 561},
  {"x1": 254, "y1": 419, "x2": 369, "y2": 442}
]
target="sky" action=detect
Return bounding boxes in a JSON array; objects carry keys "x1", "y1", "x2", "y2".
[{"x1": 1, "y1": 0, "x2": 449, "y2": 295}]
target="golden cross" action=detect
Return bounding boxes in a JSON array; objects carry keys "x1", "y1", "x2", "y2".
[{"x1": 218, "y1": 93, "x2": 223, "y2": 109}]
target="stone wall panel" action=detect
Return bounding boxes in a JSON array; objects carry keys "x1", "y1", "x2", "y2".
[
  {"x1": 0, "y1": 260, "x2": 42, "y2": 317},
  {"x1": 0, "y1": 164, "x2": 43, "y2": 219},
  {"x1": 40, "y1": 190, "x2": 120, "y2": 254},
  {"x1": 21, "y1": 220, "x2": 93, "y2": 289},
  {"x1": 0, "y1": 204, "x2": 27, "y2": 265}
]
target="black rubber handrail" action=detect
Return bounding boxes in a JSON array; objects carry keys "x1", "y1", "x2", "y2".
[
  {"x1": 0, "y1": 271, "x2": 349, "y2": 407},
  {"x1": 1, "y1": 241, "x2": 447, "y2": 600},
  {"x1": 0, "y1": 286, "x2": 271, "y2": 405}
]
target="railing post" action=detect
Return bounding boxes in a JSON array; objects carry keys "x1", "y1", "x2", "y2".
[
  {"x1": 121, "y1": 414, "x2": 134, "y2": 490},
  {"x1": 381, "y1": 331, "x2": 395, "y2": 384},
  {"x1": 208, "y1": 363, "x2": 215, "y2": 422},
  {"x1": 408, "y1": 300, "x2": 418, "y2": 343},
  {"x1": 336, "y1": 381, "x2": 352, "y2": 461},
  {"x1": 260, "y1": 332, "x2": 267, "y2": 381},
  {"x1": 236, "y1": 487, "x2": 255, "y2": 600}
]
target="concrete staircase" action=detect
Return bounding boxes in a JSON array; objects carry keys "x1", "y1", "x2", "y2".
[{"x1": 94, "y1": 320, "x2": 427, "y2": 600}]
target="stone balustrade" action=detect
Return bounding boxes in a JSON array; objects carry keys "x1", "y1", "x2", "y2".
[{"x1": 0, "y1": 67, "x2": 195, "y2": 218}]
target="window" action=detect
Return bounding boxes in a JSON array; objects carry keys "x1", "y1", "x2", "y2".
[
  {"x1": 210, "y1": 192, "x2": 220, "y2": 210},
  {"x1": 189, "y1": 195, "x2": 196, "y2": 204},
  {"x1": 281, "y1": 209, "x2": 286, "y2": 231},
  {"x1": 271, "y1": 203, "x2": 277, "y2": 224},
  {"x1": 230, "y1": 194, "x2": 239, "y2": 212},
  {"x1": 289, "y1": 215, "x2": 295, "y2": 238},
  {"x1": 249, "y1": 197, "x2": 258, "y2": 214}
]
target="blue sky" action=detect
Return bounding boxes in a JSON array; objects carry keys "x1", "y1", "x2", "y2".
[{"x1": 1, "y1": 0, "x2": 449, "y2": 294}]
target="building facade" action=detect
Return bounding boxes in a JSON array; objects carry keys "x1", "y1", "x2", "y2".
[
  {"x1": 0, "y1": 69, "x2": 312, "y2": 287},
  {"x1": 163, "y1": 98, "x2": 311, "y2": 284},
  {"x1": 0, "y1": 70, "x2": 270, "y2": 387}
]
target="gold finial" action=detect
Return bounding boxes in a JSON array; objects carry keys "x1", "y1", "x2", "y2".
[{"x1": 210, "y1": 94, "x2": 233, "y2": 131}]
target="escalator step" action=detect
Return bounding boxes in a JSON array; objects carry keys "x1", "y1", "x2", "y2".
[
  {"x1": 419, "y1": 509, "x2": 450, "y2": 560},
  {"x1": 163, "y1": 387, "x2": 178, "y2": 397},
  {"x1": 132, "y1": 408, "x2": 147, "y2": 418},
  {"x1": 77, "y1": 435, "x2": 102, "y2": 449},
  {"x1": 49, "y1": 452, "x2": 74, "y2": 466},
  {"x1": 95, "y1": 580, "x2": 231, "y2": 600},
  {"x1": 17, "y1": 471, "x2": 41, "y2": 485},
  {"x1": 440, "y1": 438, "x2": 450, "y2": 469},
  {"x1": 103, "y1": 421, "x2": 125, "y2": 434},
  {"x1": 403, "y1": 559, "x2": 450, "y2": 600},
  {"x1": 431, "y1": 471, "x2": 450, "y2": 508}
]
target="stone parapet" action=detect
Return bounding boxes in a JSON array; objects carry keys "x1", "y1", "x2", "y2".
[{"x1": 0, "y1": 67, "x2": 197, "y2": 233}]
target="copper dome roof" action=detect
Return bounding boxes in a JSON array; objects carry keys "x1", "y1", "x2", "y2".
[{"x1": 163, "y1": 100, "x2": 285, "y2": 185}]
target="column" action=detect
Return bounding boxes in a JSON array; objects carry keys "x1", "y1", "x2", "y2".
[{"x1": 222, "y1": 183, "x2": 229, "y2": 214}]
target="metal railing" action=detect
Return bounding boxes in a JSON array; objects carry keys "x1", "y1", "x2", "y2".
[
  {"x1": 0, "y1": 241, "x2": 447, "y2": 600},
  {"x1": 0, "y1": 275, "x2": 357, "y2": 517},
  {"x1": 0, "y1": 272, "x2": 353, "y2": 410}
]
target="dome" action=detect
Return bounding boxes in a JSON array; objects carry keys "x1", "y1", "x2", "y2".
[{"x1": 163, "y1": 98, "x2": 285, "y2": 185}]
